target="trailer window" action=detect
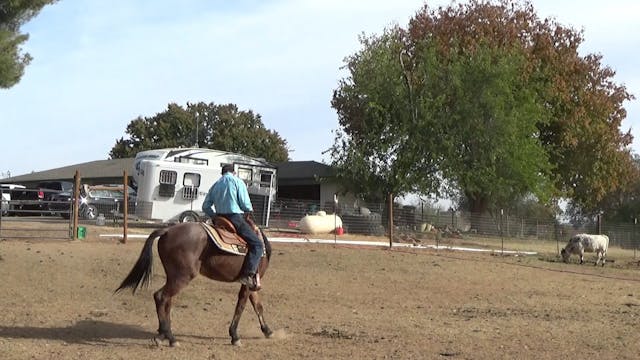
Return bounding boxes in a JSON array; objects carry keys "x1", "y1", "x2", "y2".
[
  {"x1": 182, "y1": 172, "x2": 201, "y2": 200},
  {"x1": 158, "y1": 170, "x2": 177, "y2": 197},
  {"x1": 160, "y1": 170, "x2": 177, "y2": 184},
  {"x1": 260, "y1": 172, "x2": 273, "y2": 188},
  {"x1": 175, "y1": 156, "x2": 208, "y2": 166},
  {"x1": 237, "y1": 168, "x2": 253, "y2": 185}
]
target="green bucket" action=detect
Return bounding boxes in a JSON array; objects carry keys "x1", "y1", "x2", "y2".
[{"x1": 77, "y1": 226, "x2": 86, "y2": 239}]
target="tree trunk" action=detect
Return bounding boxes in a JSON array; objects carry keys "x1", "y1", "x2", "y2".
[{"x1": 466, "y1": 193, "x2": 489, "y2": 234}]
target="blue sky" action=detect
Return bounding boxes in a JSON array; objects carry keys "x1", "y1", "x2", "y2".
[{"x1": 1, "y1": 0, "x2": 639, "y2": 177}]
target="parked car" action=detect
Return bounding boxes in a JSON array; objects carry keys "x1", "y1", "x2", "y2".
[
  {"x1": 37, "y1": 181, "x2": 74, "y2": 194},
  {"x1": 49, "y1": 184, "x2": 136, "y2": 220},
  {"x1": 79, "y1": 184, "x2": 137, "y2": 220},
  {"x1": 9, "y1": 187, "x2": 46, "y2": 215},
  {"x1": 48, "y1": 190, "x2": 74, "y2": 219},
  {"x1": 9, "y1": 181, "x2": 74, "y2": 216},
  {"x1": 1, "y1": 184, "x2": 26, "y2": 216}
]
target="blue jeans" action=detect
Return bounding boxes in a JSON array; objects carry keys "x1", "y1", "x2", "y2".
[{"x1": 222, "y1": 213, "x2": 264, "y2": 275}]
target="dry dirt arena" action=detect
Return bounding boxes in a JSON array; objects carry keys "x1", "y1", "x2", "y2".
[{"x1": 1, "y1": 224, "x2": 640, "y2": 360}]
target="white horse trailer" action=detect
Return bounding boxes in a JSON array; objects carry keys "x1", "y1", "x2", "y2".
[{"x1": 132, "y1": 148, "x2": 276, "y2": 226}]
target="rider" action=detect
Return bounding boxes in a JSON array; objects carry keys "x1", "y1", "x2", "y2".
[{"x1": 202, "y1": 164, "x2": 264, "y2": 291}]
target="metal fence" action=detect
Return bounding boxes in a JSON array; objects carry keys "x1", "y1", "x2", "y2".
[
  {"x1": 5, "y1": 183, "x2": 638, "y2": 253},
  {"x1": 268, "y1": 197, "x2": 640, "y2": 250},
  {"x1": 0, "y1": 172, "x2": 133, "y2": 241},
  {"x1": 0, "y1": 187, "x2": 73, "y2": 239}
]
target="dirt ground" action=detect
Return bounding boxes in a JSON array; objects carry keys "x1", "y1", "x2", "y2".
[{"x1": 1, "y1": 223, "x2": 640, "y2": 359}]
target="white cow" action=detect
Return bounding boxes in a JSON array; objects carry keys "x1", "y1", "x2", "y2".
[{"x1": 560, "y1": 233, "x2": 609, "y2": 266}]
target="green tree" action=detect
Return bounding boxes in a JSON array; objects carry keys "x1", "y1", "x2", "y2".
[
  {"x1": 0, "y1": 0, "x2": 57, "y2": 88},
  {"x1": 433, "y1": 44, "x2": 553, "y2": 215},
  {"x1": 407, "y1": 0, "x2": 634, "y2": 216},
  {"x1": 110, "y1": 102, "x2": 290, "y2": 163},
  {"x1": 332, "y1": 0, "x2": 634, "y2": 219},
  {"x1": 330, "y1": 28, "x2": 442, "y2": 203}
]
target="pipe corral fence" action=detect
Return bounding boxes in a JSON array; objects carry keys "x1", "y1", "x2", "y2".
[
  {"x1": 2, "y1": 181, "x2": 640, "y2": 258},
  {"x1": 1, "y1": 171, "x2": 131, "y2": 241}
]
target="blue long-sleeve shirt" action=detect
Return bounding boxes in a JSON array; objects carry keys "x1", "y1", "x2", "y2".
[{"x1": 202, "y1": 173, "x2": 253, "y2": 217}]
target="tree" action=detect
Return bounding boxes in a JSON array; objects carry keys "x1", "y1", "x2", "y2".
[
  {"x1": 407, "y1": 0, "x2": 634, "y2": 216},
  {"x1": 589, "y1": 154, "x2": 640, "y2": 223},
  {"x1": 434, "y1": 44, "x2": 554, "y2": 215},
  {"x1": 0, "y1": 0, "x2": 57, "y2": 88},
  {"x1": 330, "y1": 28, "x2": 442, "y2": 203},
  {"x1": 110, "y1": 102, "x2": 290, "y2": 163},
  {"x1": 332, "y1": 0, "x2": 634, "y2": 219}
]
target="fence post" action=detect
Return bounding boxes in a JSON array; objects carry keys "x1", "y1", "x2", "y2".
[
  {"x1": 388, "y1": 193, "x2": 393, "y2": 248},
  {"x1": 504, "y1": 213, "x2": 508, "y2": 237},
  {"x1": 500, "y1": 209, "x2": 504, "y2": 255},
  {"x1": 333, "y1": 193, "x2": 338, "y2": 245},
  {"x1": 634, "y1": 217, "x2": 637, "y2": 259},
  {"x1": 122, "y1": 170, "x2": 128, "y2": 244},
  {"x1": 0, "y1": 187, "x2": 3, "y2": 237},
  {"x1": 73, "y1": 170, "x2": 80, "y2": 240}
]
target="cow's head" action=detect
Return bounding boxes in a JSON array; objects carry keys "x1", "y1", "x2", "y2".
[{"x1": 560, "y1": 248, "x2": 570, "y2": 263}]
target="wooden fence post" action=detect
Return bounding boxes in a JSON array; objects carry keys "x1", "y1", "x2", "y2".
[
  {"x1": 388, "y1": 193, "x2": 393, "y2": 248},
  {"x1": 73, "y1": 170, "x2": 80, "y2": 240},
  {"x1": 122, "y1": 170, "x2": 128, "y2": 244}
]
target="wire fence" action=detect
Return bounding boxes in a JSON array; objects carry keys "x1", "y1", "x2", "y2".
[
  {"x1": 5, "y1": 184, "x2": 638, "y2": 255},
  {"x1": 268, "y1": 197, "x2": 640, "y2": 252}
]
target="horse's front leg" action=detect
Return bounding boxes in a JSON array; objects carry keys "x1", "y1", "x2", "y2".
[
  {"x1": 229, "y1": 285, "x2": 251, "y2": 346},
  {"x1": 249, "y1": 291, "x2": 273, "y2": 338}
]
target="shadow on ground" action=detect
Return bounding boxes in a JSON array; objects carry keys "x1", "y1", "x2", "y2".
[{"x1": 0, "y1": 320, "x2": 152, "y2": 346}]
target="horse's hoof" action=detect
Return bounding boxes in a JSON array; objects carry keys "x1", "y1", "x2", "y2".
[
  {"x1": 231, "y1": 339, "x2": 242, "y2": 346},
  {"x1": 153, "y1": 334, "x2": 176, "y2": 347},
  {"x1": 262, "y1": 325, "x2": 273, "y2": 338}
]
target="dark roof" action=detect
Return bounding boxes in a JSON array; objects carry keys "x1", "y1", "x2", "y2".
[
  {"x1": 276, "y1": 161, "x2": 334, "y2": 180},
  {"x1": 1, "y1": 158, "x2": 135, "y2": 183},
  {"x1": 1, "y1": 158, "x2": 334, "y2": 185}
]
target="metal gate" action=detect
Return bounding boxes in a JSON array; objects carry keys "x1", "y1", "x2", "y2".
[{"x1": 0, "y1": 187, "x2": 74, "y2": 240}]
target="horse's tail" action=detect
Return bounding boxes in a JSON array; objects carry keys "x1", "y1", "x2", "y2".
[{"x1": 114, "y1": 228, "x2": 167, "y2": 295}]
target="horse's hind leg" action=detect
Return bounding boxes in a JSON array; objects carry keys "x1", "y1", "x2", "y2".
[
  {"x1": 153, "y1": 277, "x2": 190, "y2": 347},
  {"x1": 153, "y1": 286, "x2": 178, "y2": 346},
  {"x1": 229, "y1": 285, "x2": 251, "y2": 346},
  {"x1": 249, "y1": 291, "x2": 273, "y2": 338}
]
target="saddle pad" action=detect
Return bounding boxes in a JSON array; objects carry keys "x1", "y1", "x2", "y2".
[{"x1": 200, "y1": 223, "x2": 247, "y2": 256}]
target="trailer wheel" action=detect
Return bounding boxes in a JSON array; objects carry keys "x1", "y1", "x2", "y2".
[{"x1": 179, "y1": 210, "x2": 200, "y2": 223}]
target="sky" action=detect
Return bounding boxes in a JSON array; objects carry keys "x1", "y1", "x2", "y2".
[{"x1": 1, "y1": 0, "x2": 639, "y2": 178}]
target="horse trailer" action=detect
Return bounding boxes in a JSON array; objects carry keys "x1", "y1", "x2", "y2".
[{"x1": 132, "y1": 148, "x2": 276, "y2": 226}]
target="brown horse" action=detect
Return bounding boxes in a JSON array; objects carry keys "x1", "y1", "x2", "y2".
[{"x1": 115, "y1": 218, "x2": 273, "y2": 347}]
